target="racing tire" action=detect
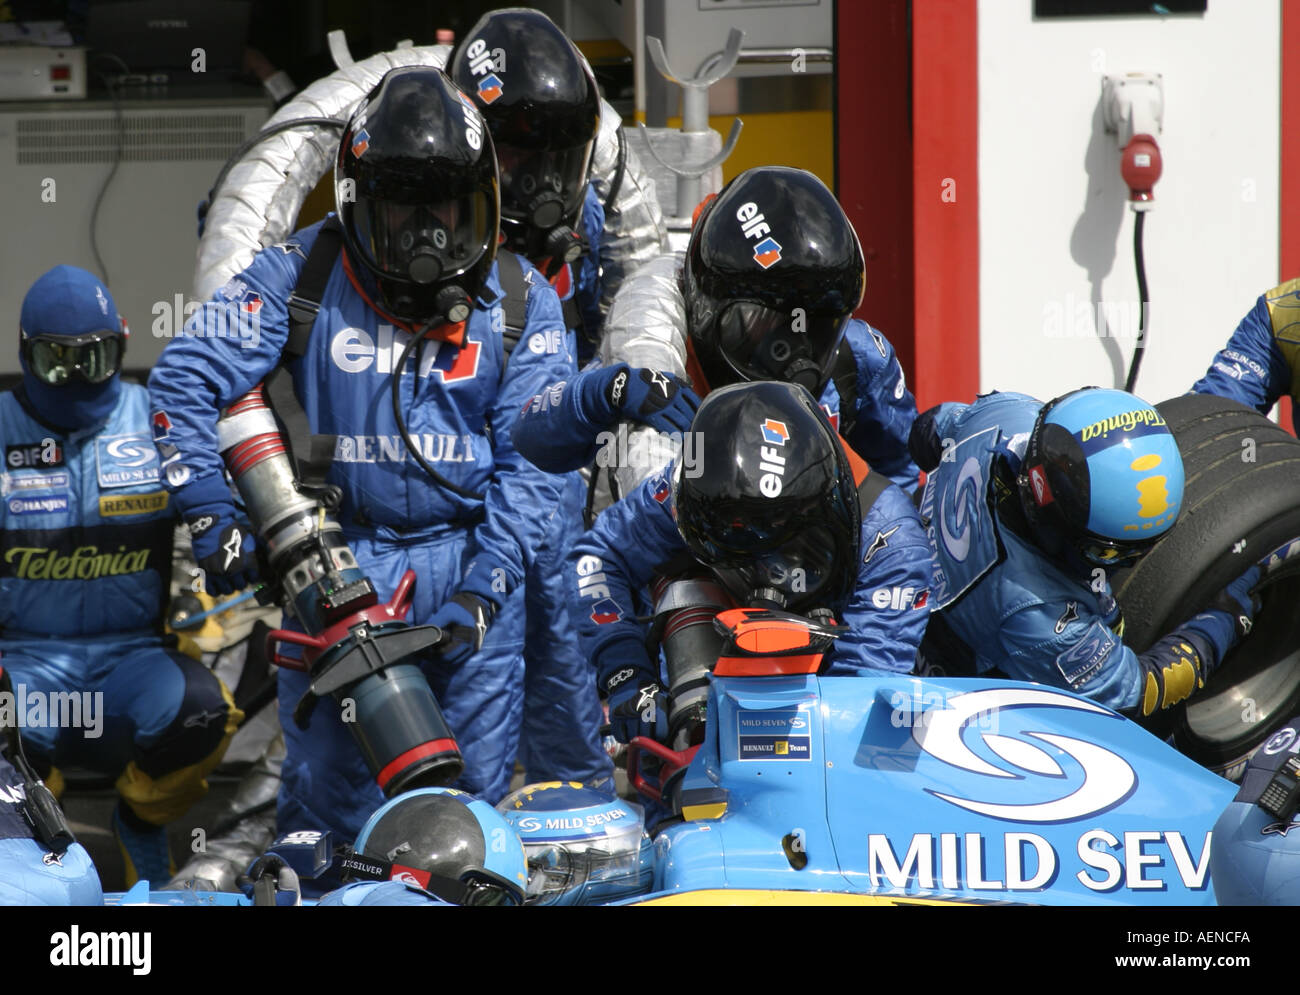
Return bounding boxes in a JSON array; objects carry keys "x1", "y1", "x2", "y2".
[{"x1": 1113, "y1": 393, "x2": 1300, "y2": 778}]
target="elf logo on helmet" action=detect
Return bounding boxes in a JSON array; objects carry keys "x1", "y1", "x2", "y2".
[
  {"x1": 757, "y1": 418, "x2": 790, "y2": 498},
  {"x1": 753, "y1": 237, "x2": 783, "y2": 270},
  {"x1": 760, "y1": 418, "x2": 790, "y2": 446},
  {"x1": 477, "y1": 74, "x2": 504, "y2": 104},
  {"x1": 456, "y1": 91, "x2": 484, "y2": 151},
  {"x1": 351, "y1": 128, "x2": 370, "y2": 159},
  {"x1": 735, "y1": 202, "x2": 783, "y2": 268},
  {"x1": 466, "y1": 38, "x2": 503, "y2": 79}
]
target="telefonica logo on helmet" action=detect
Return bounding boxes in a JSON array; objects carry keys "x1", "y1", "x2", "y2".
[
  {"x1": 758, "y1": 418, "x2": 789, "y2": 498},
  {"x1": 1078, "y1": 408, "x2": 1165, "y2": 443},
  {"x1": 736, "y1": 202, "x2": 782, "y2": 268}
]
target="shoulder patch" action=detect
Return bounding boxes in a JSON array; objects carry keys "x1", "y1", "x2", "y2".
[
  {"x1": 1054, "y1": 601, "x2": 1079, "y2": 634},
  {"x1": 1055, "y1": 619, "x2": 1119, "y2": 688},
  {"x1": 864, "y1": 525, "x2": 900, "y2": 564}
]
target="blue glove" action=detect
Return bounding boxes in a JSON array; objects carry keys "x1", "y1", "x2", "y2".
[
  {"x1": 599, "y1": 640, "x2": 669, "y2": 745},
  {"x1": 1208, "y1": 564, "x2": 1262, "y2": 643},
  {"x1": 429, "y1": 593, "x2": 495, "y2": 667},
  {"x1": 1182, "y1": 564, "x2": 1262, "y2": 668},
  {"x1": 909, "y1": 405, "x2": 945, "y2": 473},
  {"x1": 581, "y1": 363, "x2": 701, "y2": 435},
  {"x1": 177, "y1": 476, "x2": 259, "y2": 597}
]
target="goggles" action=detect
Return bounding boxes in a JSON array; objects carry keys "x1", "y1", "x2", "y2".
[
  {"x1": 21, "y1": 328, "x2": 125, "y2": 385},
  {"x1": 1074, "y1": 532, "x2": 1159, "y2": 569}
]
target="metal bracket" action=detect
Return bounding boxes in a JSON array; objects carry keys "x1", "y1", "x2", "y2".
[{"x1": 640, "y1": 28, "x2": 745, "y2": 217}]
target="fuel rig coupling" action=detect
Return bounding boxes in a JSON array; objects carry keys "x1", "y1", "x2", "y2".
[{"x1": 216, "y1": 384, "x2": 463, "y2": 796}]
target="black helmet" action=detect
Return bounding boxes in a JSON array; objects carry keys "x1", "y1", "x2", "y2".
[
  {"x1": 674, "y1": 380, "x2": 861, "y2": 612},
  {"x1": 448, "y1": 8, "x2": 600, "y2": 266},
  {"x1": 336, "y1": 67, "x2": 500, "y2": 325},
  {"x1": 683, "y1": 166, "x2": 865, "y2": 398},
  {"x1": 352, "y1": 788, "x2": 529, "y2": 906}
]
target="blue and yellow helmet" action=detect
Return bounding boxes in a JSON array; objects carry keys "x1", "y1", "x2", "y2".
[
  {"x1": 497, "y1": 782, "x2": 653, "y2": 905},
  {"x1": 1018, "y1": 388, "x2": 1184, "y2": 567},
  {"x1": 353, "y1": 787, "x2": 529, "y2": 906}
]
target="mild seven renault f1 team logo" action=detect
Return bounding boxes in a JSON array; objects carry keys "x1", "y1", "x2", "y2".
[
  {"x1": 866, "y1": 686, "x2": 1218, "y2": 895},
  {"x1": 96, "y1": 435, "x2": 161, "y2": 489},
  {"x1": 911, "y1": 687, "x2": 1137, "y2": 822}
]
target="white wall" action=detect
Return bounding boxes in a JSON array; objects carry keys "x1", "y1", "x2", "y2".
[{"x1": 977, "y1": 0, "x2": 1280, "y2": 406}]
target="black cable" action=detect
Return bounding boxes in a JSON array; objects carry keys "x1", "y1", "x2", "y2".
[
  {"x1": 87, "y1": 53, "x2": 132, "y2": 287},
  {"x1": 390, "y1": 330, "x2": 486, "y2": 501},
  {"x1": 1124, "y1": 210, "x2": 1148, "y2": 393}
]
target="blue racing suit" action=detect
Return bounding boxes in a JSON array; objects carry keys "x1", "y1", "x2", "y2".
[
  {"x1": 573, "y1": 184, "x2": 606, "y2": 364},
  {"x1": 0, "y1": 755, "x2": 102, "y2": 905},
  {"x1": 515, "y1": 193, "x2": 615, "y2": 788},
  {"x1": 514, "y1": 313, "x2": 921, "y2": 495},
  {"x1": 0, "y1": 383, "x2": 239, "y2": 827},
  {"x1": 572, "y1": 460, "x2": 931, "y2": 685},
  {"x1": 920, "y1": 392, "x2": 1244, "y2": 715},
  {"x1": 147, "y1": 219, "x2": 574, "y2": 844},
  {"x1": 1191, "y1": 277, "x2": 1300, "y2": 411}
]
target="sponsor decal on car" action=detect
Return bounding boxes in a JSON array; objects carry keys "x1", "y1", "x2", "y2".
[{"x1": 737, "y1": 708, "x2": 812, "y2": 762}]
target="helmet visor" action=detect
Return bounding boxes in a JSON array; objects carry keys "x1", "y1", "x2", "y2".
[
  {"x1": 496, "y1": 143, "x2": 593, "y2": 225},
  {"x1": 703, "y1": 524, "x2": 840, "y2": 608},
  {"x1": 22, "y1": 329, "x2": 124, "y2": 385},
  {"x1": 349, "y1": 193, "x2": 495, "y2": 283},
  {"x1": 715, "y1": 301, "x2": 849, "y2": 390},
  {"x1": 523, "y1": 841, "x2": 649, "y2": 906}
]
